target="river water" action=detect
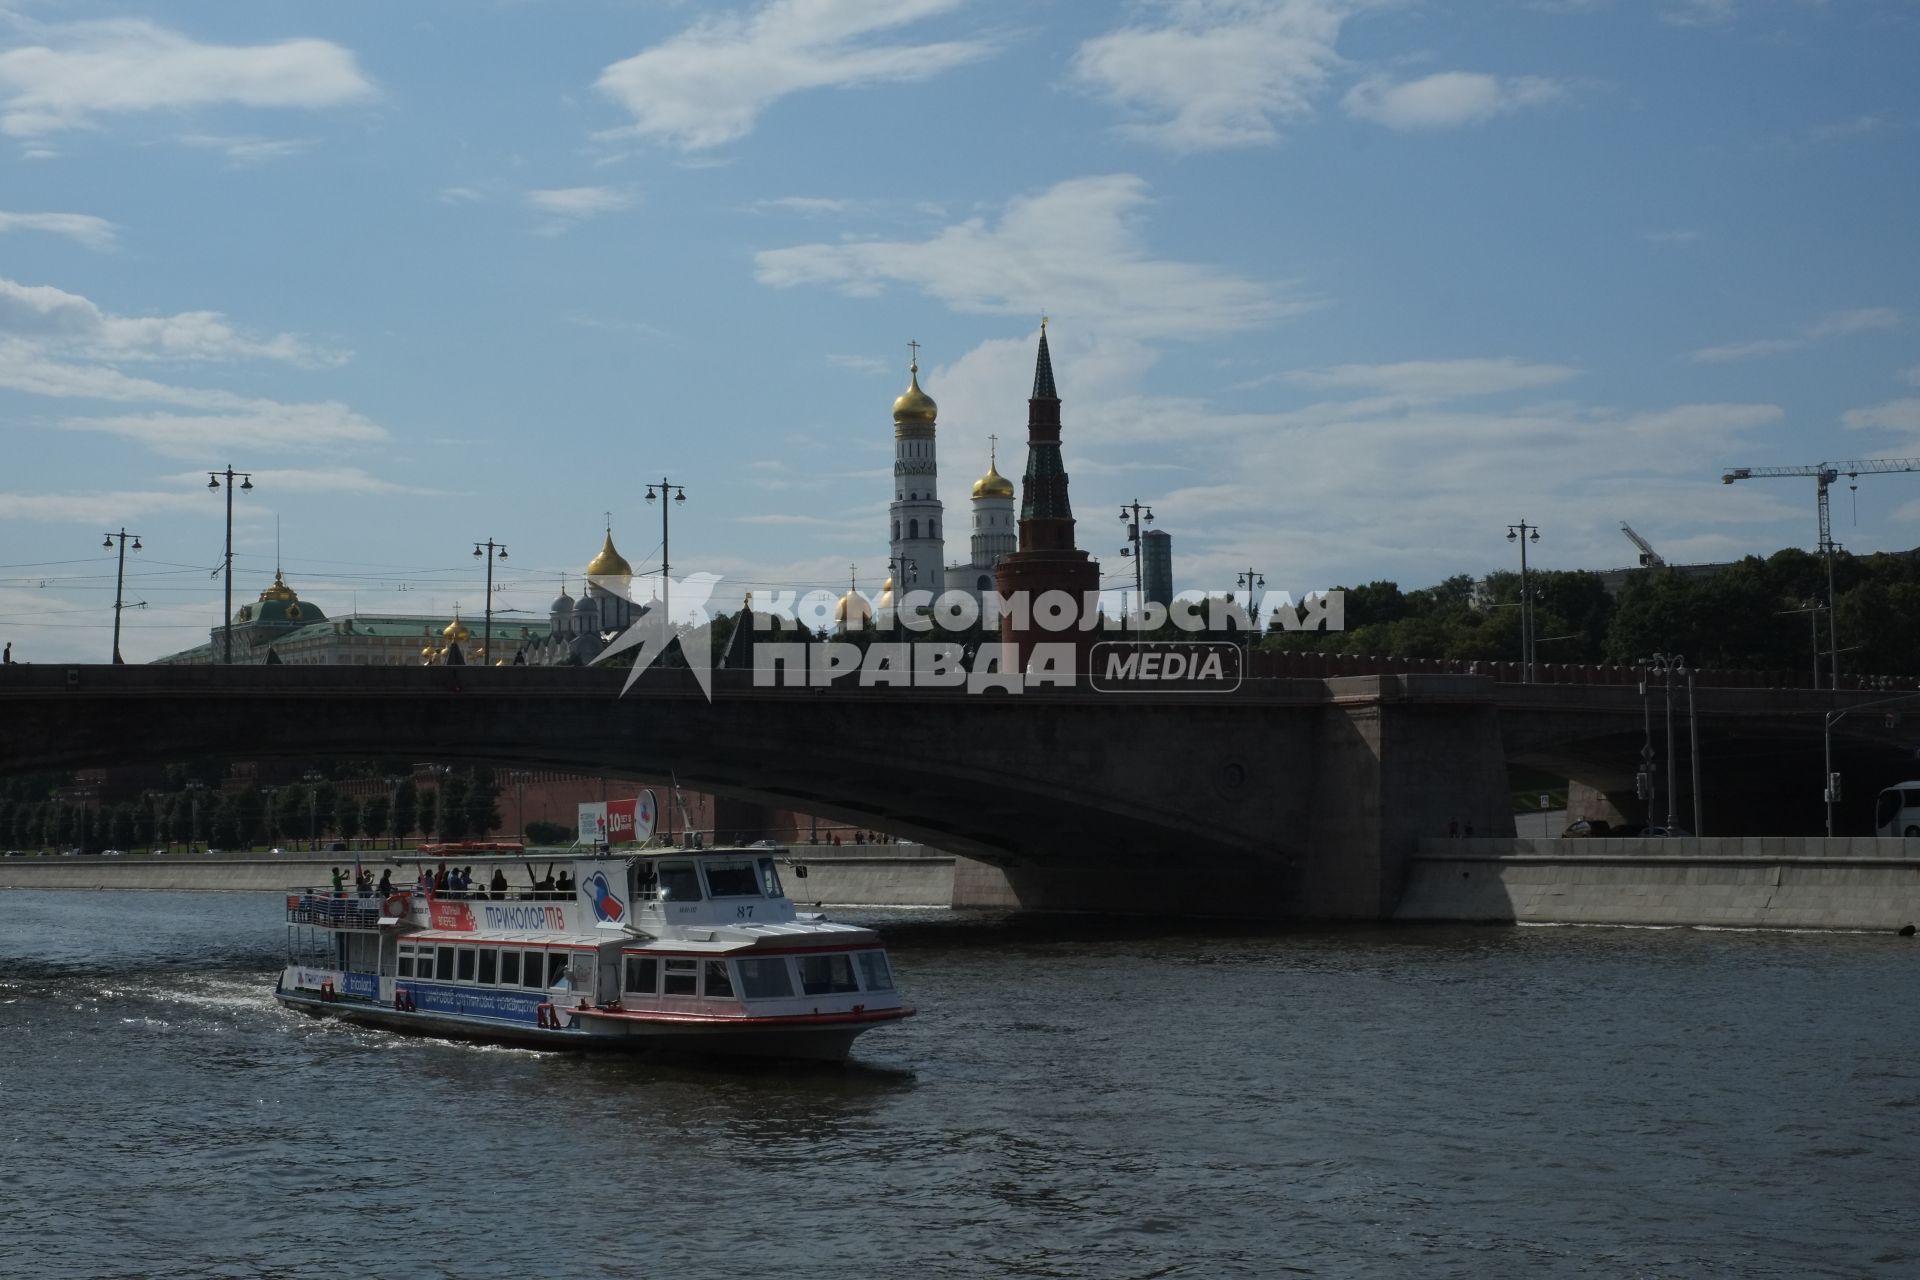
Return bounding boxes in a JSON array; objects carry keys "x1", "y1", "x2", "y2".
[{"x1": 1, "y1": 892, "x2": 1915, "y2": 1279}]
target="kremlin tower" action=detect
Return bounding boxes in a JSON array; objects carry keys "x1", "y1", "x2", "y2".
[
  {"x1": 888, "y1": 343, "x2": 946, "y2": 598},
  {"x1": 994, "y1": 322, "x2": 1099, "y2": 674}
]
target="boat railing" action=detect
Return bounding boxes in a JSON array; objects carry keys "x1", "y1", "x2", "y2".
[{"x1": 286, "y1": 890, "x2": 384, "y2": 930}]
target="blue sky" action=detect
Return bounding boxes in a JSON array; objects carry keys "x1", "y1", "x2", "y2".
[{"x1": 1, "y1": 0, "x2": 1916, "y2": 661}]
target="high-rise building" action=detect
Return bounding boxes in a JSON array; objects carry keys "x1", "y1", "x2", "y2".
[
  {"x1": 1140, "y1": 529, "x2": 1173, "y2": 610},
  {"x1": 993, "y1": 322, "x2": 1100, "y2": 672}
]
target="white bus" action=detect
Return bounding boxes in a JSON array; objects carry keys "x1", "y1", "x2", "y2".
[{"x1": 1874, "y1": 782, "x2": 1920, "y2": 837}]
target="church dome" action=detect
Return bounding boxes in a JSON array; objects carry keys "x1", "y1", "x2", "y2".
[
  {"x1": 550, "y1": 578, "x2": 575, "y2": 615},
  {"x1": 875, "y1": 575, "x2": 895, "y2": 610},
  {"x1": 585, "y1": 530, "x2": 632, "y2": 583},
  {"x1": 972, "y1": 460, "x2": 1015, "y2": 500},
  {"x1": 834, "y1": 586, "x2": 872, "y2": 629},
  {"x1": 892, "y1": 364, "x2": 937, "y2": 426},
  {"x1": 443, "y1": 616, "x2": 471, "y2": 644}
]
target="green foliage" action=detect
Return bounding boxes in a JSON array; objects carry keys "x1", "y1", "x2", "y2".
[
  {"x1": 361, "y1": 793, "x2": 390, "y2": 847},
  {"x1": 417, "y1": 788, "x2": 439, "y2": 842},
  {"x1": 525, "y1": 820, "x2": 571, "y2": 846},
  {"x1": 438, "y1": 775, "x2": 471, "y2": 840}
]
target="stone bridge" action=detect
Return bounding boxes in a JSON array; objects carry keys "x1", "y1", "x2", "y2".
[{"x1": 1, "y1": 663, "x2": 1911, "y2": 918}]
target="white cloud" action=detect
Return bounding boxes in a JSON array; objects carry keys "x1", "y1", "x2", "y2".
[
  {"x1": 177, "y1": 133, "x2": 313, "y2": 165},
  {"x1": 1903, "y1": 366, "x2": 1920, "y2": 387},
  {"x1": 1285, "y1": 358, "x2": 1581, "y2": 399},
  {"x1": 60, "y1": 404, "x2": 388, "y2": 458},
  {"x1": 1343, "y1": 72, "x2": 1563, "y2": 131},
  {"x1": 1071, "y1": 0, "x2": 1352, "y2": 151},
  {"x1": 1689, "y1": 306, "x2": 1900, "y2": 363},
  {"x1": 161, "y1": 466, "x2": 437, "y2": 497},
  {"x1": 1663, "y1": 0, "x2": 1736, "y2": 27},
  {"x1": 0, "y1": 18, "x2": 375, "y2": 138},
  {"x1": 755, "y1": 174, "x2": 1307, "y2": 341},
  {"x1": 439, "y1": 186, "x2": 487, "y2": 204},
  {"x1": 1842, "y1": 397, "x2": 1920, "y2": 439},
  {"x1": 0, "y1": 209, "x2": 117, "y2": 250},
  {"x1": 753, "y1": 196, "x2": 859, "y2": 216},
  {"x1": 595, "y1": 0, "x2": 992, "y2": 151},
  {"x1": 0, "y1": 277, "x2": 338, "y2": 365},
  {"x1": 826, "y1": 353, "x2": 887, "y2": 374},
  {"x1": 0, "y1": 488, "x2": 216, "y2": 523},
  {"x1": 525, "y1": 186, "x2": 637, "y2": 234}
]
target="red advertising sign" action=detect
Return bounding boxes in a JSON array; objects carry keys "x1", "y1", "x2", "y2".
[
  {"x1": 606, "y1": 793, "x2": 657, "y2": 843},
  {"x1": 428, "y1": 900, "x2": 475, "y2": 932}
]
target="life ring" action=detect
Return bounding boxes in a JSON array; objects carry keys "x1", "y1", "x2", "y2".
[{"x1": 382, "y1": 892, "x2": 410, "y2": 918}]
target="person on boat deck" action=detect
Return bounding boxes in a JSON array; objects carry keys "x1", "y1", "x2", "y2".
[
  {"x1": 377, "y1": 869, "x2": 393, "y2": 897},
  {"x1": 461, "y1": 866, "x2": 476, "y2": 892},
  {"x1": 488, "y1": 866, "x2": 508, "y2": 898},
  {"x1": 530, "y1": 865, "x2": 556, "y2": 897},
  {"x1": 555, "y1": 869, "x2": 574, "y2": 893},
  {"x1": 416, "y1": 866, "x2": 432, "y2": 896},
  {"x1": 433, "y1": 862, "x2": 449, "y2": 892},
  {"x1": 329, "y1": 866, "x2": 345, "y2": 896}
]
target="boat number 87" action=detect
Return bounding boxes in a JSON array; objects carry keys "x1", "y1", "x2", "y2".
[{"x1": 735, "y1": 905, "x2": 755, "y2": 918}]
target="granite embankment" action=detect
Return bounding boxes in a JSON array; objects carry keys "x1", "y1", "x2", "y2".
[
  {"x1": 1396, "y1": 836, "x2": 1920, "y2": 930},
  {"x1": 0, "y1": 844, "x2": 1020, "y2": 909}
]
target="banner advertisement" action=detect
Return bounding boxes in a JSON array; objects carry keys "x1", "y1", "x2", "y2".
[
  {"x1": 605, "y1": 792, "x2": 658, "y2": 844},
  {"x1": 577, "y1": 802, "x2": 607, "y2": 844}
]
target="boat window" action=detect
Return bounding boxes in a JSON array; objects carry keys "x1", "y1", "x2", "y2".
[
  {"x1": 435, "y1": 946, "x2": 455, "y2": 981},
  {"x1": 757, "y1": 858, "x2": 784, "y2": 898},
  {"x1": 703, "y1": 861, "x2": 760, "y2": 897},
  {"x1": 624, "y1": 956, "x2": 658, "y2": 995},
  {"x1": 499, "y1": 951, "x2": 520, "y2": 986},
  {"x1": 396, "y1": 945, "x2": 415, "y2": 979},
  {"x1": 547, "y1": 953, "x2": 571, "y2": 988},
  {"x1": 735, "y1": 957, "x2": 793, "y2": 999},
  {"x1": 662, "y1": 958, "x2": 698, "y2": 995},
  {"x1": 522, "y1": 952, "x2": 545, "y2": 989},
  {"x1": 478, "y1": 949, "x2": 497, "y2": 985},
  {"x1": 797, "y1": 953, "x2": 859, "y2": 995},
  {"x1": 657, "y1": 863, "x2": 703, "y2": 902},
  {"x1": 456, "y1": 948, "x2": 476, "y2": 982},
  {"x1": 856, "y1": 951, "x2": 893, "y2": 992},
  {"x1": 703, "y1": 960, "x2": 735, "y2": 998}
]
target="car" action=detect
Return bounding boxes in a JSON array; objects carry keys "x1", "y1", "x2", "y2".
[
  {"x1": 2, "y1": 850, "x2": 20, "y2": 857},
  {"x1": 61, "y1": 848, "x2": 79, "y2": 857},
  {"x1": 269, "y1": 846, "x2": 284, "y2": 855},
  {"x1": 1560, "y1": 819, "x2": 1612, "y2": 838},
  {"x1": 327, "y1": 841, "x2": 348, "y2": 852},
  {"x1": 149, "y1": 849, "x2": 166, "y2": 856},
  {"x1": 101, "y1": 848, "x2": 126, "y2": 857}
]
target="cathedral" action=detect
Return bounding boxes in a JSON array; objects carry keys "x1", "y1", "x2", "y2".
[
  {"x1": 520, "y1": 526, "x2": 648, "y2": 666},
  {"x1": 872, "y1": 346, "x2": 1020, "y2": 624}
]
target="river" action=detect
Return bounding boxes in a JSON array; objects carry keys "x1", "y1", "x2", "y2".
[{"x1": 1, "y1": 892, "x2": 1914, "y2": 1278}]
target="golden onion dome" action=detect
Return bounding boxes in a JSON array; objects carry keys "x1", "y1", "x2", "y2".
[
  {"x1": 972, "y1": 460, "x2": 1015, "y2": 500},
  {"x1": 443, "y1": 617, "x2": 471, "y2": 644},
  {"x1": 892, "y1": 363, "x2": 937, "y2": 426},
  {"x1": 585, "y1": 530, "x2": 633, "y2": 583},
  {"x1": 875, "y1": 575, "x2": 896, "y2": 610},
  {"x1": 834, "y1": 587, "x2": 872, "y2": 628}
]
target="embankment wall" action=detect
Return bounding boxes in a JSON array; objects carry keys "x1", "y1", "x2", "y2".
[
  {"x1": 0, "y1": 845, "x2": 1016, "y2": 909},
  {"x1": 1396, "y1": 836, "x2": 1920, "y2": 930}
]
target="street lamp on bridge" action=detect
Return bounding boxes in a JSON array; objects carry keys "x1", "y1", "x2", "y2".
[
  {"x1": 1117, "y1": 499, "x2": 1155, "y2": 639},
  {"x1": 102, "y1": 528, "x2": 142, "y2": 665},
  {"x1": 645, "y1": 479, "x2": 687, "y2": 633},
  {"x1": 472, "y1": 539, "x2": 508, "y2": 666},
  {"x1": 1506, "y1": 521, "x2": 1541, "y2": 684},
  {"x1": 207, "y1": 467, "x2": 253, "y2": 664}
]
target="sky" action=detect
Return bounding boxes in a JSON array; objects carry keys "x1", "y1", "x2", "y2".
[{"x1": 1, "y1": 0, "x2": 1916, "y2": 662}]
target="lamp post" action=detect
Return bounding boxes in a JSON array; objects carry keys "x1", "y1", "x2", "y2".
[
  {"x1": 886, "y1": 554, "x2": 917, "y2": 630},
  {"x1": 185, "y1": 780, "x2": 206, "y2": 853},
  {"x1": 262, "y1": 785, "x2": 278, "y2": 852},
  {"x1": 645, "y1": 478, "x2": 687, "y2": 631},
  {"x1": 507, "y1": 770, "x2": 529, "y2": 845},
  {"x1": 102, "y1": 528, "x2": 143, "y2": 664},
  {"x1": 207, "y1": 467, "x2": 253, "y2": 664},
  {"x1": 1117, "y1": 499, "x2": 1155, "y2": 641},
  {"x1": 1776, "y1": 601, "x2": 1828, "y2": 689},
  {"x1": 1822, "y1": 690, "x2": 1920, "y2": 836},
  {"x1": 1646, "y1": 653, "x2": 1685, "y2": 832},
  {"x1": 304, "y1": 769, "x2": 323, "y2": 849},
  {"x1": 1506, "y1": 521, "x2": 1541, "y2": 683},
  {"x1": 472, "y1": 539, "x2": 508, "y2": 667},
  {"x1": 1236, "y1": 568, "x2": 1266, "y2": 638}
]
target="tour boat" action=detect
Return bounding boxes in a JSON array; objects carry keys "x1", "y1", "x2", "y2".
[{"x1": 274, "y1": 846, "x2": 913, "y2": 1062}]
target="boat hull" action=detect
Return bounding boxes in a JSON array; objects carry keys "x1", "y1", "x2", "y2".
[{"x1": 274, "y1": 988, "x2": 879, "y2": 1063}]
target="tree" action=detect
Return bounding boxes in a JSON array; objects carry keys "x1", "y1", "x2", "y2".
[
  {"x1": 525, "y1": 820, "x2": 572, "y2": 846},
  {"x1": 438, "y1": 775, "x2": 471, "y2": 840},
  {"x1": 108, "y1": 805, "x2": 135, "y2": 851},
  {"x1": 233, "y1": 786, "x2": 266, "y2": 849},
  {"x1": 417, "y1": 788, "x2": 438, "y2": 844},
  {"x1": 336, "y1": 796, "x2": 363, "y2": 844},
  {"x1": 210, "y1": 798, "x2": 242, "y2": 851},
  {"x1": 362, "y1": 793, "x2": 390, "y2": 849},
  {"x1": 393, "y1": 781, "x2": 418, "y2": 846},
  {"x1": 467, "y1": 768, "x2": 503, "y2": 837},
  {"x1": 168, "y1": 795, "x2": 192, "y2": 847}
]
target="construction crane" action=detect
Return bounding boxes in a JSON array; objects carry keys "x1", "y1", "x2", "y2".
[
  {"x1": 1620, "y1": 522, "x2": 1665, "y2": 568},
  {"x1": 1721, "y1": 457, "x2": 1920, "y2": 688}
]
